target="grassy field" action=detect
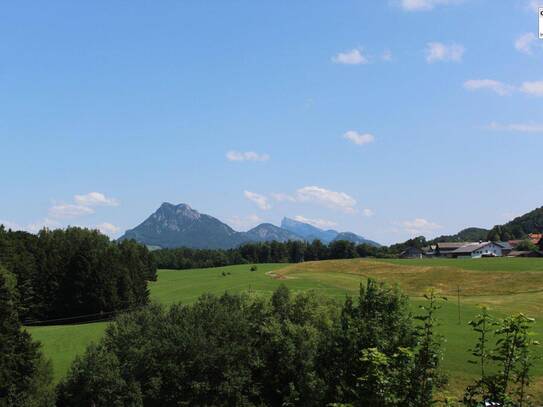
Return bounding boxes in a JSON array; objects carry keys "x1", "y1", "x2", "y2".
[
  {"x1": 27, "y1": 258, "x2": 543, "y2": 399},
  {"x1": 29, "y1": 322, "x2": 109, "y2": 382}
]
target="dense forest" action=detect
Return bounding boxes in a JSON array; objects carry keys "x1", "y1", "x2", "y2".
[
  {"x1": 0, "y1": 226, "x2": 156, "y2": 323},
  {"x1": 150, "y1": 239, "x2": 417, "y2": 269},
  {"x1": 53, "y1": 283, "x2": 538, "y2": 406},
  {"x1": 0, "y1": 268, "x2": 54, "y2": 405},
  {"x1": 429, "y1": 228, "x2": 490, "y2": 244}
]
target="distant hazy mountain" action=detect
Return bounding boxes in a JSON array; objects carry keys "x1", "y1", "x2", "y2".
[
  {"x1": 281, "y1": 217, "x2": 338, "y2": 243},
  {"x1": 244, "y1": 223, "x2": 302, "y2": 243},
  {"x1": 120, "y1": 203, "x2": 381, "y2": 249},
  {"x1": 119, "y1": 202, "x2": 246, "y2": 249},
  {"x1": 332, "y1": 232, "x2": 381, "y2": 247},
  {"x1": 282, "y1": 217, "x2": 381, "y2": 247}
]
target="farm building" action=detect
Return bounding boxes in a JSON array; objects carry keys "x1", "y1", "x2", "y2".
[
  {"x1": 434, "y1": 242, "x2": 471, "y2": 257},
  {"x1": 448, "y1": 242, "x2": 506, "y2": 258},
  {"x1": 399, "y1": 247, "x2": 425, "y2": 259},
  {"x1": 528, "y1": 233, "x2": 542, "y2": 244}
]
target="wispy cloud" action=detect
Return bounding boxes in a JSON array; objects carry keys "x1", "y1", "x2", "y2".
[
  {"x1": 363, "y1": 208, "x2": 375, "y2": 217},
  {"x1": 296, "y1": 186, "x2": 357, "y2": 214},
  {"x1": 260, "y1": 186, "x2": 360, "y2": 214},
  {"x1": 520, "y1": 81, "x2": 543, "y2": 96},
  {"x1": 401, "y1": 218, "x2": 442, "y2": 235},
  {"x1": 425, "y1": 42, "x2": 464, "y2": 63},
  {"x1": 293, "y1": 215, "x2": 338, "y2": 229},
  {"x1": 75, "y1": 192, "x2": 119, "y2": 207},
  {"x1": 49, "y1": 204, "x2": 94, "y2": 219},
  {"x1": 332, "y1": 48, "x2": 368, "y2": 65},
  {"x1": 399, "y1": 0, "x2": 463, "y2": 11},
  {"x1": 96, "y1": 222, "x2": 121, "y2": 236},
  {"x1": 485, "y1": 122, "x2": 543, "y2": 133},
  {"x1": 343, "y1": 130, "x2": 375, "y2": 146},
  {"x1": 464, "y1": 79, "x2": 543, "y2": 97},
  {"x1": 49, "y1": 192, "x2": 120, "y2": 220},
  {"x1": 1, "y1": 218, "x2": 62, "y2": 234},
  {"x1": 244, "y1": 191, "x2": 271, "y2": 210},
  {"x1": 463, "y1": 79, "x2": 514, "y2": 96},
  {"x1": 226, "y1": 151, "x2": 270, "y2": 162},
  {"x1": 271, "y1": 193, "x2": 297, "y2": 202},
  {"x1": 382, "y1": 49, "x2": 393, "y2": 61},
  {"x1": 514, "y1": 32, "x2": 541, "y2": 55}
]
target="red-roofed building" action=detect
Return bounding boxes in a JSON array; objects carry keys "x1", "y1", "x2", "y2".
[{"x1": 528, "y1": 233, "x2": 543, "y2": 244}]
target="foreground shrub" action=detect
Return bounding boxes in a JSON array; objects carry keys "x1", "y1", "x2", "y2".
[{"x1": 57, "y1": 280, "x2": 448, "y2": 406}]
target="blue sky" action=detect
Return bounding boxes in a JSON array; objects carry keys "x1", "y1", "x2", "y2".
[{"x1": 1, "y1": 0, "x2": 542, "y2": 245}]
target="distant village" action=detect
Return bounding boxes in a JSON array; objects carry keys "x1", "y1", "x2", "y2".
[{"x1": 400, "y1": 233, "x2": 543, "y2": 259}]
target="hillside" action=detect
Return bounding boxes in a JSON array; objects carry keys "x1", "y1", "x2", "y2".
[
  {"x1": 430, "y1": 227, "x2": 489, "y2": 243},
  {"x1": 429, "y1": 206, "x2": 543, "y2": 243},
  {"x1": 488, "y1": 206, "x2": 543, "y2": 241}
]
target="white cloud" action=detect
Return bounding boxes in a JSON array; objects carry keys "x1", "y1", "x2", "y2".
[
  {"x1": 464, "y1": 79, "x2": 543, "y2": 97},
  {"x1": 271, "y1": 186, "x2": 359, "y2": 214},
  {"x1": 463, "y1": 79, "x2": 513, "y2": 96},
  {"x1": 399, "y1": 0, "x2": 463, "y2": 11},
  {"x1": 227, "y1": 214, "x2": 264, "y2": 231},
  {"x1": 296, "y1": 186, "x2": 357, "y2": 213},
  {"x1": 271, "y1": 193, "x2": 296, "y2": 202},
  {"x1": 401, "y1": 218, "x2": 442, "y2": 235},
  {"x1": 514, "y1": 32, "x2": 540, "y2": 55},
  {"x1": 95, "y1": 222, "x2": 121, "y2": 236},
  {"x1": 74, "y1": 192, "x2": 119, "y2": 207},
  {"x1": 332, "y1": 48, "x2": 368, "y2": 65},
  {"x1": 226, "y1": 151, "x2": 270, "y2": 162},
  {"x1": 485, "y1": 122, "x2": 543, "y2": 133},
  {"x1": 425, "y1": 42, "x2": 464, "y2": 63},
  {"x1": 244, "y1": 191, "x2": 271, "y2": 210},
  {"x1": 520, "y1": 81, "x2": 543, "y2": 96},
  {"x1": 49, "y1": 204, "x2": 95, "y2": 219},
  {"x1": 343, "y1": 130, "x2": 375, "y2": 146},
  {"x1": 293, "y1": 215, "x2": 338, "y2": 229},
  {"x1": 363, "y1": 208, "x2": 375, "y2": 217}
]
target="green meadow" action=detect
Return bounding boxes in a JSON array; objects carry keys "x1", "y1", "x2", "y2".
[{"x1": 28, "y1": 258, "x2": 543, "y2": 399}]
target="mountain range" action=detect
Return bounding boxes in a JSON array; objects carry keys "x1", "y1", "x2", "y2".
[{"x1": 119, "y1": 202, "x2": 381, "y2": 249}]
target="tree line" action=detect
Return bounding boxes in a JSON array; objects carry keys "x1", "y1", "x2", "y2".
[
  {"x1": 0, "y1": 226, "x2": 156, "y2": 323},
  {"x1": 151, "y1": 239, "x2": 420, "y2": 270}
]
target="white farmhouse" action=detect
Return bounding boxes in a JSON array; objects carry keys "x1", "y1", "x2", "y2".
[{"x1": 449, "y1": 242, "x2": 505, "y2": 258}]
